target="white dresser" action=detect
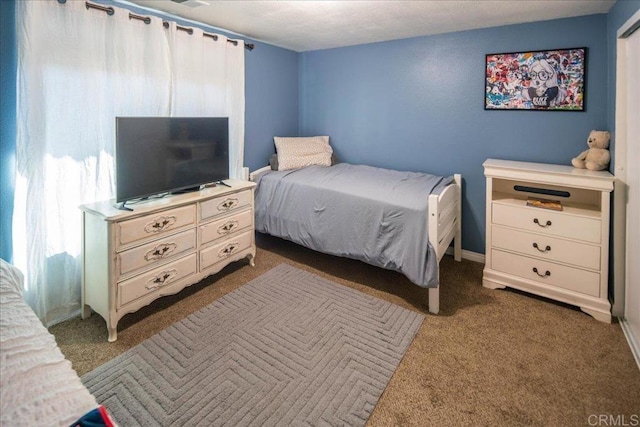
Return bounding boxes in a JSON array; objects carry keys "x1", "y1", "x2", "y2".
[
  {"x1": 80, "y1": 179, "x2": 256, "y2": 341},
  {"x1": 482, "y1": 159, "x2": 614, "y2": 322}
]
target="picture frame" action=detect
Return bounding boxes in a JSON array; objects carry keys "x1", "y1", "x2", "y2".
[{"x1": 484, "y1": 47, "x2": 586, "y2": 111}]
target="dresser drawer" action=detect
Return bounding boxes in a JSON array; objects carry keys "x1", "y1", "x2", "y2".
[
  {"x1": 117, "y1": 205, "x2": 196, "y2": 247},
  {"x1": 200, "y1": 209, "x2": 253, "y2": 246},
  {"x1": 200, "y1": 190, "x2": 252, "y2": 221},
  {"x1": 491, "y1": 249, "x2": 600, "y2": 297},
  {"x1": 200, "y1": 231, "x2": 253, "y2": 271},
  {"x1": 117, "y1": 253, "x2": 197, "y2": 307},
  {"x1": 492, "y1": 226, "x2": 600, "y2": 270},
  {"x1": 117, "y1": 229, "x2": 196, "y2": 277},
  {"x1": 492, "y1": 203, "x2": 601, "y2": 243}
]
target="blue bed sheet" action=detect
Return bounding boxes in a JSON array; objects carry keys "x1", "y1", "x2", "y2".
[{"x1": 254, "y1": 163, "x2": 452, "y2": 287}]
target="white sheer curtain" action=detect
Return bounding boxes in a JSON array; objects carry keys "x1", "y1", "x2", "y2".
[
  {"x1": 15, "y1": 0, "x2": 245, "y2": 325},
  {"x1": 167, "y1": 24, "x2": 245, "y2": 179}
]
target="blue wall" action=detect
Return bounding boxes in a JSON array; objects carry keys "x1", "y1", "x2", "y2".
[
  {"x1": 0, "y1": 0, "x2": 16, "y2": 263},
  {"x1": 299, "y1": 15, "x2": 609, "y2": 254},
  {"x1": 245, "y1": 42, "x2": 299, "y2": 170}
]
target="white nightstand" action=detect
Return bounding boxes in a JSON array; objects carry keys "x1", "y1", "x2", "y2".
[{"x1": 482, "y1": 159, "x2": 615, "y2": 322}]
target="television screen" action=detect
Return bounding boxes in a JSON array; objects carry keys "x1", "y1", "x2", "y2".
[{"x1": 116, "y1": 117, "x2": 229, "y2": 203}]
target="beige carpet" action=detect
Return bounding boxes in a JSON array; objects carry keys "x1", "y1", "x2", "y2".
[{"x1": 51, "y1": 233, "x2": 640, "y2": 426}]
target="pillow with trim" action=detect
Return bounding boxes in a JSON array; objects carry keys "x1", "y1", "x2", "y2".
[
  {"x1": 270, "y1": 152, "x2": 339, "y2": 171},
  {"x1": 273, "y1": 136, "x2": 333, "y2": 171}
]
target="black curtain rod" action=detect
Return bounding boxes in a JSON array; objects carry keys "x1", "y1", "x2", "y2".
[
  {"x1": 164, "y1": 22, "x2": 254, "y2": 50},
  {"x1": 56, "y1": 0, "x2": 254, "y2": 51}
]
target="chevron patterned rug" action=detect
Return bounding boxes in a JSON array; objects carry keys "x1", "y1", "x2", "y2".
[{"x1": 82, "y1": 264, "x2": 424, "y2": 426}]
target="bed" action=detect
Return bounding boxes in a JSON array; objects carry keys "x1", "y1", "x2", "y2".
[
  {"x1": 0, "y1": 259, "x2": 113, "y2": 426},
  {"x1": 249, "y1": 158, "x2": 462, "y2": 314}
]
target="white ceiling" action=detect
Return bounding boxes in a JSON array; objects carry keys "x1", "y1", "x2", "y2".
[{"x1": 124, "y1": 0, "x2": 616, "y2": 52}]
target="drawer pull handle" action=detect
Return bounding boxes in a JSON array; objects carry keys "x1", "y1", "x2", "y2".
[
  {"x1": 218, "y1": 198, "x2": 238, "y2": 211},
  {"x1": 533, "y1": 218, "x2": 552, "y2": 228},
  {"x1": 146, "y1": 269, "x2": 178, "y2": 290},
  {"x1": 532, "y1": 243, "x2": 551, "y2": 253},
  {"x1": 144, "y1": 243, "x2": 178, "y2": 261},
  {"x1": 144, "y1": 215, "x2": 177, "y2": 233},
  {"x1": 532, "y1": 267, "x2": 551, "y2": 278},
  {"x1": 218, "y1": 242, "x2": 239, "y2": 258},
  {"x1": 217, "y1": 220, "x2": 239, "y2": 235}
]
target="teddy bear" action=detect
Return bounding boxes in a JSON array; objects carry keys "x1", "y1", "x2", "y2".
[{"x1": 571, "y1": 130, "x2": 611, "y2": 171}]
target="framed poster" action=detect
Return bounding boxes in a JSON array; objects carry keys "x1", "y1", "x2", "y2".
[{"x1": 484, "y1": 47, "x2": 586, "y2": 111}]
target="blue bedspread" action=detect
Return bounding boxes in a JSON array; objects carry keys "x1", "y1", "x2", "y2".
[{"x1": 254, "y1": 163, "x2": 452, "y2": 287}]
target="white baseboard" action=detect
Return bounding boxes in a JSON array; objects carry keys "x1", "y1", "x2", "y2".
[
  {"x1": 620, "y1": 319, "x2": 640, "y2": 370},
  {"x1": 445, "y1": 247, "x2": 485, "y2": 264}
]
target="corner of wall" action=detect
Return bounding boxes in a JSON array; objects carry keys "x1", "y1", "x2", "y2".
[{"x1": 0, "y1": 0, "x2": 16, "y2": 262}]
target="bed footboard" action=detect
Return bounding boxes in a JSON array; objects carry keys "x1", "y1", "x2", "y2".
[{"x1": 427, "y1": 173, "x2": 462, "y2": 314}]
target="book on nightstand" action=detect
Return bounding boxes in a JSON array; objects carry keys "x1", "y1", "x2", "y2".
[{"x1": 526, "y1": 197, "x2": 563, "y2": 211}]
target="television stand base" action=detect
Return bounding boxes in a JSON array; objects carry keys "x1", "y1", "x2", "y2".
[
  {"x1": 172, "y1": 186, "x2": 201, "y2": 195},
  {"x1": 201, "y1": 181, "x2": 232, "y2": 190},
  {"x1": 114, "y1": 201, "x2": 133, "y2": 211}
]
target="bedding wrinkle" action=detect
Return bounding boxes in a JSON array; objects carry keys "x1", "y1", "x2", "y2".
[
  {"x1": 255, "y1": 164, "x2": 452, "y2": 288},
  {"x1": 1, "y1": 260, "x2": 98, "y2": 426}
]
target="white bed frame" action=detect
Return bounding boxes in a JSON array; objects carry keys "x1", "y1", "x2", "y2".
[{"x1": 249, "y1": 166, "x2": 462, "y2": 315}]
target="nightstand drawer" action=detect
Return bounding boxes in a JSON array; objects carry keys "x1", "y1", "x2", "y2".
[
  {"x1": 492, "y1": 203, "x2": 601, "y2": 243},
  {"x1": 117, "y1": 229, "x2": 197, "y2": 277},
  {"x1": 200, "y1": 231, "x2": 253, "y2": 271},
  {"x1": 200, "y1": 190, "x2": 252, "y2": 221},
  {"x1": 200, "y1": 209, "x2": 252, "y2": 246},
  {"x1": 118, "y1": 253, "x2": 197, "y2": 307},
  {"x1": 491, "y1": 249, "x2": 600, "y2": 297},
  {"x1": 492, "y1": 226, "x2": 600, "y2": 270},
  {"x1": 117, "y1": 205, "x2": 196, "y2": 247}
]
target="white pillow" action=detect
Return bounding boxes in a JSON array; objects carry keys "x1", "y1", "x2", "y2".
[{"x1": 273, "y1": 136, "x2": 333, "y2": 171}]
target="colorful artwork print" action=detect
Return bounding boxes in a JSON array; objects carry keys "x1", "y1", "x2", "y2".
[{"x1": 485, "y1": 47, "x2": 586, "y2": 111}]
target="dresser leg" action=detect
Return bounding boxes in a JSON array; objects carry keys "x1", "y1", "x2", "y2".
[
  {"x1": 482, "y1": 278, "x2": 506, "y2": 290},
  {"x1": 248, "y1": 254, "x2": 255, "y2": 267},
  {"x1": 580, "y1": 307, "x2": 612, "y2": 323},
  {"x1": 107, "y1": 326, "x2": 117, "y2": 342}
]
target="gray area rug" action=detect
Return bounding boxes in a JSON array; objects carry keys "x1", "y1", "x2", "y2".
[{"x1": 82, "y1": 264, "x2": 424, "y2": 426}]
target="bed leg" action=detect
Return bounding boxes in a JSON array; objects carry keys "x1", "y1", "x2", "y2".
[
  {"x1": 454, "y1": 173, "x2": 462, "y2": 262},
  {"x1": 81, "y1": 304, "x2": 91, "y2": 320},
  {"x1": 428, "y1": 287, "x2": 440, "y2": 314},
  {"x1": 454, "y1": 230, "x2": 462, "y2": 262}
]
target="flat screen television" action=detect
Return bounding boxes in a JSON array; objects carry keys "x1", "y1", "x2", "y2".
[{"x1": 115, "y1": 117, "x2": 229, "y2": 204}]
